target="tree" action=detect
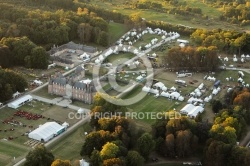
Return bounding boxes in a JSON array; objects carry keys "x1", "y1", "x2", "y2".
[
  {"x1": 98, "y1": 31, "x2": 109, "y2": 46},
  {"x1": 51, "y1": 159, "x2": 71, "y2": 166},
  {"x1": 137, "y1": 133, "x2": 155, "y2": 159},
  {"x1": 0, "y1": 44, "x2": 12, "y2": 68},
  {"x1": 30, "y1": 46, "x2": 48, "y2": 69},
  {"x1": 100, "y1": 142, "x2": 119, "y2": 160},
  {"x1": 211, "y1": 99, "x2": 223, "y2": 113},
  {"x1": 24, "y1": 145, "x2": 54, "y2": 166},
  {"x1": 103, "y1": 158, "x2": 124, "y2": 166},
  {"x1": 165, "y1": 134, "x2": 175, "y2": 157},
  {"x1": 234, "y1": 33, "x2": 246, "y2": 55},
  {"x1": 175, "y1": 130, "x2": 192, "y2": 158},
  {"x1": 204, "y1": 140, "x2": 232, "y2": 166},
  {"x1": 90, "y1": 150, "x2": 102, "y2": 166},
  {"x1": 210, "y1": 124, "x2": 237, "y2": 144},
  {"x1": 126, "y1": 151, "x2": 144, "y2": 166},
  {"x1": 80, "y1": 130, "x2": 115, "y2": 157}
]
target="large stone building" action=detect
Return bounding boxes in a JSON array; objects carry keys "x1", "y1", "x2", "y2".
[{"x1": 48, "y1": 66, "x2": 95, "y2": 104}]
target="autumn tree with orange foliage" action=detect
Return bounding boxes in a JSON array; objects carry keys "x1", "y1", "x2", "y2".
[
  {"x1": 51, "y1": 159, "x2": 71, "y2": 166},
  {"x1": 233, "y1": 88, "x2": 250, "y2": 110}
]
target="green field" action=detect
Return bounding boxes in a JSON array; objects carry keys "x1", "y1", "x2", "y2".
[
  {"x1": 132, "y1": 33, "x2": 162, "y2": 48},
  {"x1": 0, "y1": 141, "x2": 29, "y2": 166},
  {"x1": 50, "y1": 123, "x2": 92, "y2": 163},
  {"x1": 109, "y1": 22, "x2": 129, "y2": 44},
  {"x1": 106, "y1": 52, "x2": 135, "y2": 65},
  {"x1": 33, "y1": 85, "x2": 57, "y2": 99},
  {"x1": 85, "y1": 0, "x2": 247, "y2": 31}
]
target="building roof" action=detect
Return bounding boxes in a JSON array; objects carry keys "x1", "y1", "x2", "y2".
[
  {"x1": 73, "y1": 81, "x2": 87, "y2": 89},
  {"x1": 54, "y1": 77, "x2": 67, "y2": 85},
  {"x1": 75, "y1": 66, "x2": 84, "y2": 74}
]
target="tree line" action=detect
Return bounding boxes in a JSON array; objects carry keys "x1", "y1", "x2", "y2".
[
  {"x1": 0, "y1": 68, "x2": 28, "y2": 102},
  {"x1": 191, "y1": 28, "x2": 250, "y2": 54},
  {"x1": 152, "y1": 114, "x2": 211, "y2": 158},
  {"x1": 0, "y1": 37, "x2": 49, "y2": 69},
  {"x1": 204, "y1": 0, "x2": 250, "y2": 26},
  {"x1": 163, "y1": 46, "x2": 220, "y2": 72},
  {"x1": 80, "y1": 93, "x2": 154, "y2": 165},
  {"x1": 0, "y1": 3, "x2": 111, "y2": 49}
]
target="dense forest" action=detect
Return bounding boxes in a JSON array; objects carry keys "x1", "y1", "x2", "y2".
[{"x1": 0, "y1": 68, "x2": 28, "y2": 102}]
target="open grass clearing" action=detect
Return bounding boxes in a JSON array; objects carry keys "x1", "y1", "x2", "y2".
[
  {"x1": 127, "y1": 93, "x2": 187, "y2": 124},
  {"x1": 33, "y1": 85, "x2": 57, "y2": 99},
  {"x1": 105, "y1": 52, "x2": 135, "y2": 65},
  {"x1": 215, "y1": 69, "x2": 250, "y2": 85},
  {"x1": 179, "y1": 0, "x2": 221, "y2": 18},
  {"x1": 85, "y1": 0, "x2": 246, "y2": 31},
  {"x1": 50, "y1": 123, "x2": 92, "y2": 163},
  {"x1": 108, "y1": 22, "x2": 128, "y2": 44},
  {"x1": 0, "y1": 141, "x2": 30, "y2": 166},
  {"x1": 132, "y1": 33, "x2": 163, "y2": 48}
]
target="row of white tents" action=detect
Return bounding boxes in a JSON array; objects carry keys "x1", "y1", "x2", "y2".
[
  {"x1": 221, "y1": 54, "x2": 250, "y2": 62},
  {"x1": 118, "y1": 27, "x2": 180, "y2": 48},
  {"x1": 142, "y1": 84, "x2": 184, "y2": 101}
]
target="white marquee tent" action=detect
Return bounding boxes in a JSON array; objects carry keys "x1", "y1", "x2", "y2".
[
  {"x1": 28, "y1": 122, "x2": 66, "y2": 142},
  {"x1": 188, "y1": 106, "x2": 204, "y2": 118},
  {"x1": 8, "y1": 95, "x2": 33, "y2": 109},
  {"x1": 180, "y1": 104, "x2": 195, "y2": 114}
]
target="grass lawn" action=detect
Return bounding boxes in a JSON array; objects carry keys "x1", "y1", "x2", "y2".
[
  {"x1": 0, "y1": 141, "x2": 30, "y2": 166},
  {"x1": 33, "y1": 85, "x2": 57, "y2": 99},
  {"x1": 132, "y1": 33, "x2": 162, "y2": 48},
  {"x1": 179, "y1": 0, "x2": 221, "y2": 18},
  {"x1": 71, "y1": 100, "x2": 91, "y2": 109},
  {"x1": 105, "y1": 52, "x2": 135, "y2": 65},
  {"x1": 215, "y1": 70, "x2": 250, "y2": 85},
  {"x1": 109, "y1": 22, "x2": 128, "y2": 44},
  {"x1": 127, "y1": 92, "x2": 185, "y2": 125},
  {"x1": 84, "y1": 0, "x2": 245, "y2": 31},
  {"x1": 50, "y1": 123, "x2": 92, "y2": 163}
]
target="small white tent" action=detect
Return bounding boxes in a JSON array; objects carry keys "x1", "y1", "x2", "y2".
[
  {"x1": 178, "y1": 96, "x2": 184, "y2": 101},
  {"x1": 170, "y1": 92, "x2": 180, "y2": 99},
  {"x1": 142, "y1": 86, "x2": 150, "y2": 93},
  {"x1": 160, "y1": 91, "x2": 170, "y2": 98},
  {"x1": 78, "y1": 108, "x2": 85, "y2": 114}
]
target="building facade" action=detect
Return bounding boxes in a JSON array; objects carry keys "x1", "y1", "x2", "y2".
[{"x1": 48, "y1": 66, "x2": 95, "y2": 104}]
